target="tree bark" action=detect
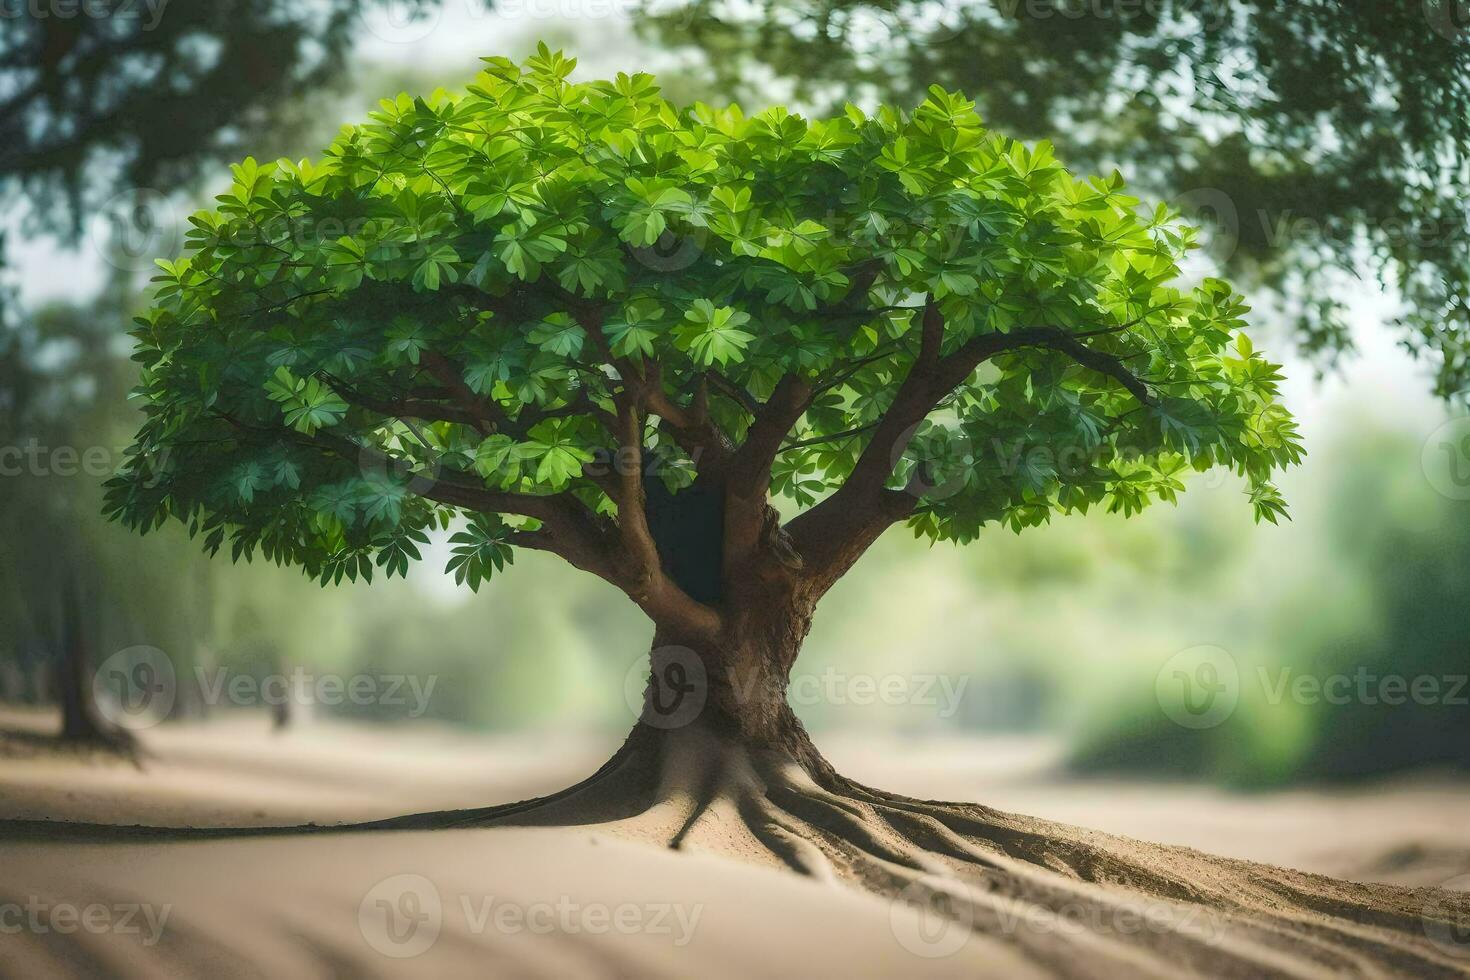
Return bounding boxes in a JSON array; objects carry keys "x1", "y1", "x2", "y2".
[{"x1": 53, "y1": 570, "x2": 134, "y2": 752}]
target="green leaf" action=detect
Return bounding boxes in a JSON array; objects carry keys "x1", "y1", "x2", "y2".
[
  {"x1": 522, "y1": 419, "x2": 595, "y2": 489},
  {"x1": 445, "y1": 515, "x2": 516, "y2": 592},
  {"x1": 264, "y1": 367, "x2": 348, "y2": 434},
  {"x1": 527, "y1": 313, "x2": 586, "y2": 358},
  {"x1": 383, "y1": 316, "x2": 432, "y2": 365},
  {"x1": 110, "y1": 52, "x2": 1303, "y2": 592},
  {"x1": 674, "y1": 300, "x2": 755, "y2": 367}
]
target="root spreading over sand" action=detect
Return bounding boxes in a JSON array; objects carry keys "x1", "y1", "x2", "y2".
[{"x1": 347, "y1": 719, "x2": 1470, "y2": 978}]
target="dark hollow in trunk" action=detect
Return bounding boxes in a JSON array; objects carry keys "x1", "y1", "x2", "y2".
[{"x1": 644, "y1": 475, "x2": 725, "y2": 604}]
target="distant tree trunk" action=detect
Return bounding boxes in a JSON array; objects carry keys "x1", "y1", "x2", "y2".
[
  {"x1": 271, "y1": 684, "x2": 292, "y2": 732},
  {"x1": 270, "y1": 648, "x2": 297, "y2": 733},
  {"x1": 0, "y1": 646, "x2": 22, "y2": 703},
  {"x1": 54, "y1": 571, "x2": 134, "y2": 751},
  {"x1": 28, "y1": 654, "x2": 50, "y2": 705},
  {"x1": 184, "y1": 562, "x2": 216, "y2": 722}
]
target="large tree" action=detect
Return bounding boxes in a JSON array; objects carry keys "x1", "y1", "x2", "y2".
[
  {"x1": 638, "y1": 0, "x2": 1470, "y2": 397},
  {"x1": 111, "y1": 43, "x2": 1301, "y2": 730},
  {"x1": 103, "y1": 50, "x2": 1467, "y2": 965}
]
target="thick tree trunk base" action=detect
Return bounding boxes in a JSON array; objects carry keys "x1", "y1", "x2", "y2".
[{"x1": 371, "y1": 713, "x2": 1470, "y2": 978}]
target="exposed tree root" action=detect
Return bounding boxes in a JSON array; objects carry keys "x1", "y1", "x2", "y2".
[
  {"x1": 4, "y1": 713, "x2": 1465, "y2": 977},
  {"x1": 361, "y1": 718, "x2": 1470, "y2": 978}
]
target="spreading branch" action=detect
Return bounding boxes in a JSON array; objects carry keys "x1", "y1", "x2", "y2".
[
  {"x1": 217, "y1": 411, "x2": 719, "y2": 636},
  {"x1": 785, "y1": 316, "x2": 1157, "y2": 597},
  {"x1": 723, "y1": 375, "x2": 813, "y2": 578}
]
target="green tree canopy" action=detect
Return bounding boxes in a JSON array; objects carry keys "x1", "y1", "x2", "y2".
[
  {"x1": 638, "y1": 0, "x2": 1470, "y2": 396},
  {"x1": 107, "y1": 47, "x2": 1300, "y2": 630}
]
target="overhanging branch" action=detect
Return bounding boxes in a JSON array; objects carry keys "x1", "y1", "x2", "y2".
[{"x1": 784, "y1": 315, "x2": 1157, "y2": 597}]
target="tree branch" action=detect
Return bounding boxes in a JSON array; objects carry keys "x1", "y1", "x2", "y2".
[
  {"x1": 706, "y1": 371, "x2": 760, "y2": 415},
  {"x1": 324, "y1": 375, "x2": 484, "y2": 429},
  {"x1": 784, "y1": 317, "x2": 1156, "y2": 598},
  {"x1": 418, "y1": 351, "x2": 499, "y2": 436},
  {"x1": 572, "y1": 307, "x2": 725, "y2": 637},
  {"x1": 779, "y1": 422, "x2": 878, "y2": 453},
  {"x1": 721, "y1": 374, "x2": 813, "y2": 580},
  {"x1": 215, "y1": 411, "x2": 622, "y2": 584},
  {"x1": 919, "y1": 295, "x2": 944, "y2": 367}
]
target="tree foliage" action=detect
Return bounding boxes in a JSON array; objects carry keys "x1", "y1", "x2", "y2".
[
  {"x1": 106, "y1": 48, "x2": 1300, "y2": 621},
  {"x1": 637, "y1": 0, "x2": 1470, "y2": 396}
]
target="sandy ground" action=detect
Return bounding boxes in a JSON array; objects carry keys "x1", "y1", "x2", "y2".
[
  {"x1": 2, "y1": 707, "x2": 1469, "y2": 977},
  {"x1": 3, "y1": 708, "x2": 1467, "y2": 888}
]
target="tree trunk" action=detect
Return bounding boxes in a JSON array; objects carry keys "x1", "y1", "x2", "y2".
[{"x1": 53, "y1": 571, "x2": 135, "y2": 753}]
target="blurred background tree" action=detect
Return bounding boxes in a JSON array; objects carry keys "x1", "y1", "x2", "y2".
[
  {"x1": 637, "y1": 0, "x2": 1470, "y2": 396},
  {"x1": 0, "y1": 0, "x2": 438, "y2": 236},
  {"x1": 0, "y1": 0, "x2": 433, "y2": 741}
]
